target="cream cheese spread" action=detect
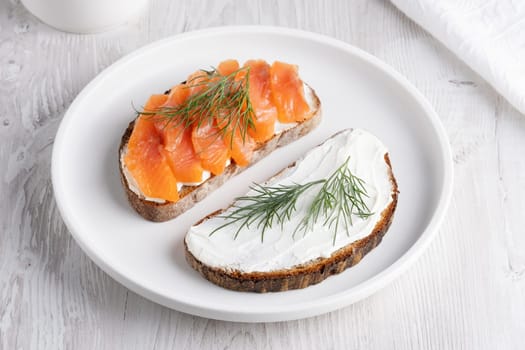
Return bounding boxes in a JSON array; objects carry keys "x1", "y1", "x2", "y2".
[{"x1": 185, "y1": 129, "x2": 394, "y2": 273}]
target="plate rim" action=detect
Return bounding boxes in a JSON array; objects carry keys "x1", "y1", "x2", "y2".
[{"x1": 51, "y1": 25, "x2": 454, "y2": 322}]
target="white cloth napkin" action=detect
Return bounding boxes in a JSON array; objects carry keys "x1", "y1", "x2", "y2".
[{"x1": 391, "y1": 0, "x2": 525, "y2": 114}]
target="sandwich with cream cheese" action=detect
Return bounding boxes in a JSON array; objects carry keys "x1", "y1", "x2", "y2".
[{"x1": 185, "y1": 129, "x2": 398, "y2": 292}]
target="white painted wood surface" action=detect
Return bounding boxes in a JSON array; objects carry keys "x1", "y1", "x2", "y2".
[{"x1": 1, "y1": 0, "x2": 524, "y2": 348}]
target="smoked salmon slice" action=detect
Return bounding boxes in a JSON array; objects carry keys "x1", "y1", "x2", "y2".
[
  {"x1": 166, "y1": 84, "x2": 191, "y2": 108},
  {"x1": 154, "y1": 84, "x2": 190, "y2": 150},
  {"x1": 215, "y1": 60, "x2": 256, "y2": 166},
  {"x1": 155, "y1": 85, "x2": 205, "y2": 183},
  {"x1": 186, "y1": 70, "x2": 209, "y2": 96},
  {"x1": 165, "y1": 126, "x2": 205, "y2": 183},
  {"x1": 219, "y1": 114, "x2": 255, "y2": 167},
  {"x1": 192, "y1": 119, "x2": 231, "y2": 175},
  {"x1": 270, "y1": 61, "x2": 312, "y2": 123},
  {"x1": 142, "y1": 94, "x2": 168, "y2": 114},
  {"x1": 217, "y1": 59, "x2": 240, "y2": 76},
  {"x1": 244, "y1": 60, "x2": 278, "y2": 142},
  {"x1": 225, "y1": 129, "x2": 255, "y2": 166},
  {"x1": 125, "y1": 94, "x2": 179, "y2": 202}
]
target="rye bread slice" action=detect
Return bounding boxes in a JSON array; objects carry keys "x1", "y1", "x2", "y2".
[
  {"x1": 184, "y1": 152, "x2": 398, "y2": 293},
  {"x1": 118, "y1": 84, "x2": 321, "y2": 222}
]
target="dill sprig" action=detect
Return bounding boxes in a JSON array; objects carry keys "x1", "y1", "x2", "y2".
[
  {"x1": 294, "y1": 157, "x2": 374, "y2": 244},
  {"x1": 137, "y1": 66, "x2": 256, "y2": 148},
  {"x1": 209, "y1": 157, "x2": 374, "y2": 243},
  {"x1": 210, "y1": 180, "x2": 324, "y2": 242}
]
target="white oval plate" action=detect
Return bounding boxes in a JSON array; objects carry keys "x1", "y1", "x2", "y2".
[{"x1": 52, "y1": 26, "x2": 453, "y2": 322}]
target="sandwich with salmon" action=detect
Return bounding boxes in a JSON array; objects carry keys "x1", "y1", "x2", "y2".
[{"x1": 119, "y1": 59, "x2": 321, "y2": 222}]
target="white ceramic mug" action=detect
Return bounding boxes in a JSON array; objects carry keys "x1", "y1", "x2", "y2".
[{"x1": 21, "y1": 0, "x2": 148, "y2": 33}]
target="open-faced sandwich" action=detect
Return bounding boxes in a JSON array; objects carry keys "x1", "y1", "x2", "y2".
[
  {"x1": 119, "y1": 59, "x2": 321, "y2": 222},
  {"x1": 185, "y1": 129, "x2": 398, "y2": 292}
]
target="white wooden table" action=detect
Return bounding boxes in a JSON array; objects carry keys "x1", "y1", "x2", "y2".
[{"x1": 1, "y1": 0, "x2": 524, "y2": 348}]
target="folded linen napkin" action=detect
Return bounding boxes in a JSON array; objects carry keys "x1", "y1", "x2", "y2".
[{"x1": 391, "y1": 0, "x2": 525, "y2": 114}]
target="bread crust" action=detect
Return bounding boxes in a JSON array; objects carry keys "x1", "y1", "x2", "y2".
[
  {"x1": 184, "y1": 154, "x2": 398, "y2": 293},
  {"x1": 118, "y1": 86, "x2": 321, "y2": 222}
]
